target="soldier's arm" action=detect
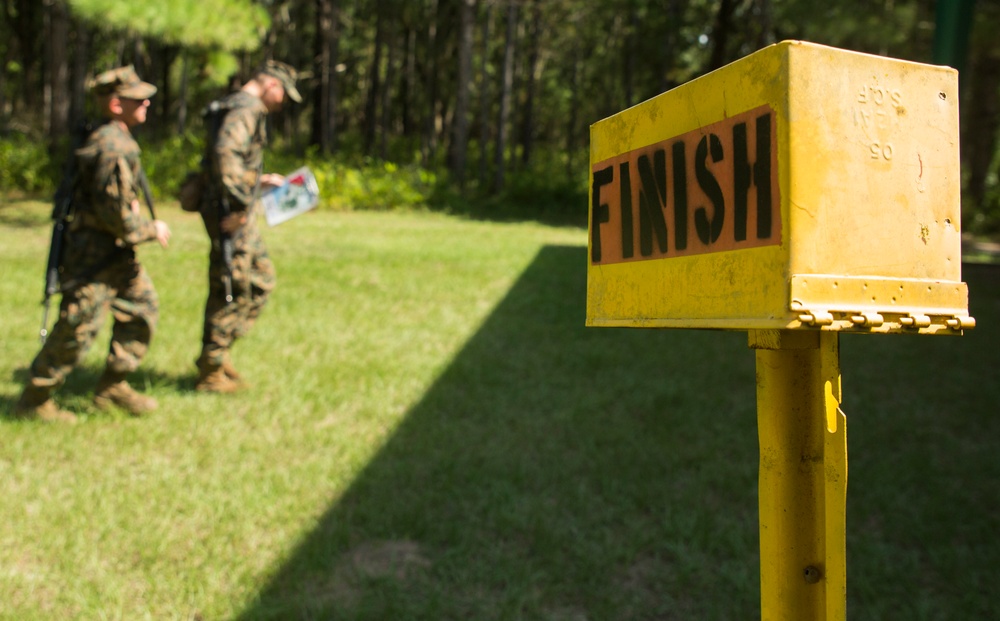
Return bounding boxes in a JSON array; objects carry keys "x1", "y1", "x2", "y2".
[
  {"x1": 91, "y1": 153, "x2": 158, "y2": 246},
  {"x1": 214, "y1": 107, "x2": 259, "y2": 211}
]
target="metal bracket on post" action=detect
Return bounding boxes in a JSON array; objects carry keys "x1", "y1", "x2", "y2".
[{"x1": 749, "y1": 330, "x2": 847, "y2": 621}]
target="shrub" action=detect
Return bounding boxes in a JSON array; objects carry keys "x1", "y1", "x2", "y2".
[
  {"x1": 268, "y1": 148, "x2": 439, "y2": 212},
  {"x1": 142, "y1": 132, "x2": 206, "y2": 201},
  {"x1": 0, "y1": 135, "x2": 56, "y2": 194}
]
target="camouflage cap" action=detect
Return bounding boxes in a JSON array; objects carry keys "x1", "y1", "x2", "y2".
[
  {"x1": 260, "y1": 60, "x2": 302, "y2": 103},
  {"x1": 90, "y1": 65, "x2": 157, "y2": 99}
]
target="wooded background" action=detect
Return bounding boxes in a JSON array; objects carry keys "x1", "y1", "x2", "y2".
[{"x1": 1, "y1": 0, "x2": 998, "y2": 229}]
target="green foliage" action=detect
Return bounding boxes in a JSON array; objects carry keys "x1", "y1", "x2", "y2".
[
  {"x1": 269, "y1": 151, "x2": 440, "y2": 212},
  {"x1": 324, "y1": 160, "x2": 437, "y2": 212},
  {"x1": 971, "y1": 154, "x2": 1000, "y2": 233},
  {"x1": 440, "y1": 146, "x2": 590, "y2": 226},
  {"x1": 0, "y1": 135, "x2": 56, "y2": 195},
  {"x1": 0, "y1": 132, "x2": 586, "y2": 225},
  {"x1": 141, "y1": 132, "x2": 206, "y2": 200},
  {"x1": 774, "y1": 1, "x2": 927, "y2": 60},
  {"x1": 67, "y1": 0, "x2": 269, "y2": 51},
  {"x1": 139, "y1": 136, "x2": 440, "y2": 212}
]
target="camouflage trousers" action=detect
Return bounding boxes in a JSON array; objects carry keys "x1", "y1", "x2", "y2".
[
  {"x1": 27, "y1": 257, "x2": 158, "y2": 392},
  {"x1": 200, "y1": 222, "x2": 275, "y2": 367}
]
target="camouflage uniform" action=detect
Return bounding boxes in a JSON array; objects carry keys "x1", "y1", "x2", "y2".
[
  {"x1": 16, "y1": 66, "x2": 163, "y2": 420},
  {"x1": 197, "y1": 91, "x2": 277, "y2": 372}
]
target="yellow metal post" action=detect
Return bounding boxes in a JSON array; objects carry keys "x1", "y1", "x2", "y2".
[
  {"x1": 750, "y1": 330, "x2": 847, "y2": 621},
  {"x1": 586, "y1": 41, "x2": 972, "y2": 620}
]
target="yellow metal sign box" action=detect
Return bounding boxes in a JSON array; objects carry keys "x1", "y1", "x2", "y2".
[{"x1": 587, "y1": 41, "x2": 973, "y2": 334}]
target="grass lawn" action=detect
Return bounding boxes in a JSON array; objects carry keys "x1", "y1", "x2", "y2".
[{"x1": 1, "y1": 199, "x2": 998, "y2": 620}]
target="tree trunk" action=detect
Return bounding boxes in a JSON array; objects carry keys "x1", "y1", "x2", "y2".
[
  {"x1": 478, "y1": 1, "x2": 494, "y2": 189},
  {"x1": 364, "y1": 2, "x2": 384, "y2": 155},
  {"x1": 754, "y1": 0, "x2": 774, "y2": 49},
  {"x1": 449, "y1": 0, "x2": 476, "y2": 187},
  {"x1": 565, "y1": 52, "x2": 579, "y2": 182},
  {"x1": 177, "y1": 52, "x2": 189, "y2": 135},
  {"x1": 329, "y1": 0, "x2": 341, "y2": 151},
  {"x1": 519, "y1": 0, "x2": 541, "y2": 167},
  {"x1": 623, "y1": 10, "x2": 637, "y2": 107},
  {"x1": 149, "y1": 43, "x2": 178, "y2": 134},
  {"x1": 494, "y1": 0, "x2": 517, "y2": 192},
  {"x1": 69, "y1": 16, "x2": 89, "y2": 130},
  {"x1": 964, "y1": 41, "x2": 1000, "y2": 217},
  {"x1": 662, "y1": 0, "x2": 683, "y2": 92},
  {"x1": 14, "y1": 0, "x2": 42, "y2": 114},
  {"x1": 380, "y1": 19, "x2": 397, "y2": 159},
  {"x1": 422, "y1": 0, "x2": 440, "y2": 166},
  {"x1": 46, "y1": 0, "x2": 70, "y2": 148},
  {"x1": 708, "y1": 0, "x2": 736, "y2": 71},
  {"x1": 401, "y1": 26, "x2": 416, "y2": 137},
  {"x1": 311, "y1": 0, "x2": 339, "y2": 153},
  {"x1": 0, "y1": 0, "x2": 10, "y2": 122}
]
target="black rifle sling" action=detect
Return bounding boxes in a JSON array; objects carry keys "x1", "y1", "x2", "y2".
[
  {"x1": 137, "y1": 167, "x2": 157, "y2": 220},
  {"x1": 202, "y1": 101, "x2": 235, "y2": 302}
]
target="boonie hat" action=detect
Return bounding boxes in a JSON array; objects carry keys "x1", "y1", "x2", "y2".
[
  {"x1": 90, "y1": 65, "x2": 157, "y2": 99},
  {"x1": 261, "y1": 60, "x2": 302, "y2": 103}
]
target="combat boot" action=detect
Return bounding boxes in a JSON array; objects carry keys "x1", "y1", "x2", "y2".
[
  {"x1": 195, "y1": 361, "x2": 242, "y2": 393},
  {"x1": 13, "y1": 386, "x2": 77, "y2": 423},
  {"x1": 221, "y1": 354, "x2": 248, "y2": 386},
  {"x1": 93, "y1": 371, "x2": 158, "y2": 416}
]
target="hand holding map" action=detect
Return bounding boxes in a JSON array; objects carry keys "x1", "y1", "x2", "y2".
[{"x1": 261, "y1": 167, "x2": 320, "y2": 226}]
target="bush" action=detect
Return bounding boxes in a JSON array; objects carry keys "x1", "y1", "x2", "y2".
[
  {"x1": 142, "y1": 132, "x2": 206, "y2": 201},
  {"x1": 1, "y1": 130, "x2": 582, "y2": 226},
  {"x1": 0, "y1": 134, "x2": 56, "y2": 194},
  {"x1": 268, "y1": 148, "x2": 439, "y2": 212}
]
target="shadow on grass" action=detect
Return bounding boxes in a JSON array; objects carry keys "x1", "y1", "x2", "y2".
[
  {"x1": 235, "y1": 245, "x2": 763, "y2": 620},
  {"x1": 233, "y1": 249, "x2": 1000, "y2": 620}
]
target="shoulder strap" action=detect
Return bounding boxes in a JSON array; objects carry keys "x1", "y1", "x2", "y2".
[
  {"x1": 52, "y1": 119, "x2": 96, "y2": 220},
  {"x1": 201, "y1": 100, "x2": 229, "y2": 157}
]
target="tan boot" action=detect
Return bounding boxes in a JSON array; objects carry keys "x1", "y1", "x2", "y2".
[
  {"x1": 195, "y1": 363, "x2": 242, "y2": 393},
  {"x1": 94, "y1": 372, "x2": 157, "y2": 416},
  {"x1": 14, "y1": 386, "x2": 77, "y2": 423},
  {"x1": 221, "y1": 354, "x2": 248, "y2": 387}
]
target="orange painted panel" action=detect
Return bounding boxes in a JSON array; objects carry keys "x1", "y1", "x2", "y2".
[{"x1": 591, "y1": 105, "x2": 780, "y2": 266}]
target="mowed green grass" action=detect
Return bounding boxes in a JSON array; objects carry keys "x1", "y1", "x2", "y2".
[{"x1": 1, "y1": 200, "x2": 997, "y2": 620}]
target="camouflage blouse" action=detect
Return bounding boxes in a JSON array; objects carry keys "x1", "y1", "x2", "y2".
[
  {"x1": 64, "y1": 121, "x2": 157, "y2": 276},
  {"x1": 209, "y1": 91, "x2": 268, "y2": 213}
]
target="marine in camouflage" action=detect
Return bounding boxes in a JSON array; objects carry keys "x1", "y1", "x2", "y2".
[
  {"x1": 20, "y1": 120, "x2": 161, "y2": 413},
  {"x1": 15, "y1": 65, "x2": 168, "y2": 421},
  {"x1": 197, "y1": 90, "x2": 276, "y2": 370}
]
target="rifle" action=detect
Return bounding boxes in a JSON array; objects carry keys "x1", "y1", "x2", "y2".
[
  {"x1": 217, "y1": 170, "x2": 262, "y2": 304},
  {"x1": 137, "y1": 167, "x2": 157, "y2": 221},
  {"x1": 40, "y1": 121, "x2": 93, "y2": 343}
]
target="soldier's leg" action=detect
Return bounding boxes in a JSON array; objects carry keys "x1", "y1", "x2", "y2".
[
  {"x1": 218, "y1": 229, "x2": 275, "y2": 387},
  {"x1": 16, "y1": 283, "x2": 112, "y2": 421},
  {"x1": 105, "y1": 263, "x2": 158, "y2": 374},
  {"x1": 94, "y1": 263, "x2": 158, "y2": 415},
  {"x1": 199, "y1": 252, "x2": 240, "y2": 367},
  {"x1": 236, "y1": 234, "x2": 276, "y2": 339},
  {"x1": 196, "y1": 251, "x2": 242, "y2": 393}
]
